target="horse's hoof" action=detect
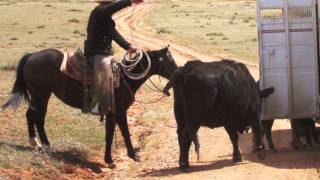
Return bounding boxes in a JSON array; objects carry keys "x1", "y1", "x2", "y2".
[
  {"x1": 107, "y1": 163, "x2": 116, "y2": 169},
  {"x1": 128, "y1": 152, "x2": 140, "y2": 162},
  {"x1": 104, "y1": 157, "x2": 113, "y2": 165},
  {"x1": 43, "y1": 145, "x2": 53, "y2": 153},
  {"x1": 133, "y1": 155, "x2": 140, "y2": 162},
  {"x1": 29, "y1": 137, "x2": 42, "y2": 149},
  {"x1": 35, "y1": 145, "x2": 43, "y2": 152}
]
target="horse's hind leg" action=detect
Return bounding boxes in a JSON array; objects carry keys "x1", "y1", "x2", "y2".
[
  {"x1": 104, "y1": 113, "x2": 116, "y2": 168},
  {"x1": 26, "y1": 106, "x2": 41, "y2": 149},
  {"x1": 28, "y1": 93, "x2": 51, "y2": 151}
]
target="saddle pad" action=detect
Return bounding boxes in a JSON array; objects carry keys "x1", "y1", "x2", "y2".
[{"x1": 60, "y1": 52, "x2": 89, "y2": 83}]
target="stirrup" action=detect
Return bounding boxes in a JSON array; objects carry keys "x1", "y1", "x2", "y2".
[{"x1": 90, "y1": 104, "x2": 100, "y2": 115}]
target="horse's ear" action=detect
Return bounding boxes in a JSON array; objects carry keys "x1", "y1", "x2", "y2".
[{"x1": 163, "y1": 44, "x2": 170, "y2": 52}]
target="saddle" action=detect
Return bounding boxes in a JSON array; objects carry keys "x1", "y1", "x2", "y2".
[
  {"x1": 60, "y1": 49, "x2": 122, "y2": 120},
  {"x1": 60, "y1": 49, "x2": 93, "y2": 114},
  {"x1": 60, "y1": 48, "x2": 93, "y2": 83}
]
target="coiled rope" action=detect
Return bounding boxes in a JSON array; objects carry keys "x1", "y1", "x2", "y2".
[{"x1": 120, "y1": 49, "x2": 151, "y2": 80}]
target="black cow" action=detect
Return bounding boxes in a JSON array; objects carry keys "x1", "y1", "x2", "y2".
[{"x1": 165, "y1": 60, "x2": 273, "y2": 170}]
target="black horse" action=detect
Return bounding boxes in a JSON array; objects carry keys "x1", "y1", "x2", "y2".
[{"x1": 1, "y1": 46, "x2": 177, "y2": 166}]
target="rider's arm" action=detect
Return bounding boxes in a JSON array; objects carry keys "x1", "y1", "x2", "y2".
[
  {"x1": 99, "y1": 0, "x2": 132, "y2": 16},
  {"x1": 113, "y1": 29, "x2": 131, "y2": 50}
]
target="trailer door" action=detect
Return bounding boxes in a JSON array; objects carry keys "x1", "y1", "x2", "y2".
[{"x1": 257, "y1": 0, "x2": 320, "y2": 119}]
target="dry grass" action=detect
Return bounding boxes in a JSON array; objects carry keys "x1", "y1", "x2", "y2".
[
  {"x1": 0, "y1": 1, "x2": 163, "y2": 178},
  {"x1": 0, "y1": 1, "x2": 91, "y2": 65},
  {"x1": 142, "y1": 0, "x2": 258, "y2": 63}
]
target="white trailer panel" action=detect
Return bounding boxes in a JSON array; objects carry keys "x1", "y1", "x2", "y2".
[{"x1": 257, "y1": 0, "x2": 320, "y2": 119}]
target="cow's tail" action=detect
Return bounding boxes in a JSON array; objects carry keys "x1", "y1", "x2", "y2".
[
  {"x1": 193, "y1": 133, "x2": 200, "y2": 161},
  {"x1": 183, "y1": 125, "x2": 200, "y2": 161},
  {"x1": 1, "y1": 53, "x2": 32, "y2": 111}
]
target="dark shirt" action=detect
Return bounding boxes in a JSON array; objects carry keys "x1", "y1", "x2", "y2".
[{"x1": 84, "y1": 0, "x2": 132, "y2": 57}]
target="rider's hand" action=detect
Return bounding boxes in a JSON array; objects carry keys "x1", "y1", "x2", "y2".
[
  {"x1": 128, "y1": 45, "x2": 138, "y2": 53},
  {"x1": 131, "y1": 0, "x2": 143, "y2": 4}
]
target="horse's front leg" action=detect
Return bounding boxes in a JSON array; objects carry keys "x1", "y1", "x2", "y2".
[
  {"x1": 117, "y1": 110, "x2": 138, "y2": 161},
  {"x1": 104, "y1": 114, "x2": 116, "y2": 168}
]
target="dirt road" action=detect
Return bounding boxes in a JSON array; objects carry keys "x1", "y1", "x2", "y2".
[{"x1": 106, "y1": 4, "x2": 320, "y2": 180}]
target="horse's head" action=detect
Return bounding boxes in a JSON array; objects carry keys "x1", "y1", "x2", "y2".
[{"x1": 148, "y1": 45, "x2": 177, "y2": 79}]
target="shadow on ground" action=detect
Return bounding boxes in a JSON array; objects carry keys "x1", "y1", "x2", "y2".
[
  {"x1": 139, "y1": 159, "x2": 241, "y2": 177},
  {"x1": 239, "y1": 129, "x2": 320, "y2": 169},
  {"x1": 50, "y1": 148, "x2": 105, "y2": 173},
  {"x1": 0, "y1": 141, "x2": 105, "y2": 173}
]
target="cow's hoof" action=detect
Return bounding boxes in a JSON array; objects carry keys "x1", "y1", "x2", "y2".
[
  {"x1": 179, "y1": 161, "x2": 190, "y2": 172},
  {"x1": 290, "y1": 139, "x2": 306, "y2": 150},
  {"x1": 305, "y1": 144, "x2": 312, "y2": 148},
  {"x1": 270, "y1": 148, "x2": 278, "y2": 153},
  {"x1": 179, "y1": 164, "x2": 190, "y2": 172},
  {"x1": 232, "y1": 156, "x2": 242, "y2": 163},
  {"x1": 256, "y1": 150, "x2": 266, "y2": 160}
]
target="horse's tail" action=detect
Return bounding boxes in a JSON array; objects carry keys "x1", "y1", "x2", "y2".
[{"x1": 1, "y1": 53, "x2": 32, "y2": 111}]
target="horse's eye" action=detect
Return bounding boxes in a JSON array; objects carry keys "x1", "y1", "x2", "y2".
[
  {"x1": 159, "y1": 57, "x2": 164, "y2": 62},
  {"x1": 166, "y1": 53, "x2": 172, "y2": 61}
]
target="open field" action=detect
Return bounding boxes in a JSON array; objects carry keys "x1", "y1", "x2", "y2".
[
  {"x1": 1, "y1": 0, "x2": 320, "y2": 179},
  {"x1": 142, "y1": 0, "x2": 258, "y2": 63}
]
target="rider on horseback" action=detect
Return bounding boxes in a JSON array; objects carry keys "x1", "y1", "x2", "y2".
[{"x1": 84, "y1": 0, "x2": 143, "y2": 116}]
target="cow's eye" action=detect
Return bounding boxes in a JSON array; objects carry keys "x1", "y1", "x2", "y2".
[{"x1": 159, "y1": 57, "x2": 164, "y2": 62}]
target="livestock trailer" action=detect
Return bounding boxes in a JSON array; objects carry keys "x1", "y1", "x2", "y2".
[{"x1": 257, "y1": 0, "x2": 320, "y2": 119}]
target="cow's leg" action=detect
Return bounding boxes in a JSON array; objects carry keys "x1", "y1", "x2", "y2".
[
  {"x1": 104, "y1": 113, "x2": 116, "y2": 168},
  {"x1": 251, "y1": 119, "x2": 266, "y2": 160},
  {"x1": 305, "y1": 120, "x2": 313, "y2": 147},
  {"x1": 117, "y1": 110, "x2": 137, "y2": 161},
  {"x1": 290, "y1": 119, "x2": 306, "y2": 150},
  {"x1": 305, "y1": 130, "x2": 312, "y2": 147},
  {"x1": 174, "y1": 99, "x2": 189, "y2": 170},
  {"x1": 311, "y1": 120, "x2": 319, "y2": 143},
  {"x1": 174, "y1": 103, "x2": 191, "y2": 170},
  {"x1": 179, "y1": 126, "x2": 193, "y2": 170},
  {"x1": 262, "y1": 120, "x2": 277, "y2": 152},
  {"x1": 225, "y1": 127, "x2": 242, "y2": 162}
]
